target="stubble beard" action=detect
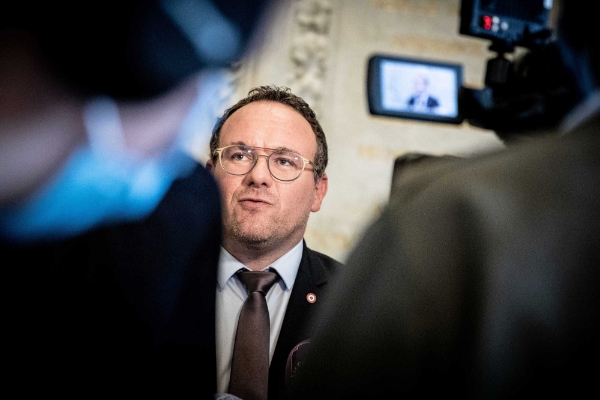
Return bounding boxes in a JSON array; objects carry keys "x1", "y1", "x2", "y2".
[{"x1": 224, "y1": 209, "x2": 310, "y2": 250}]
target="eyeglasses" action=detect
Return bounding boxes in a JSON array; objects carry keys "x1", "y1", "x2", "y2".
[{"x1": 213, "y1": 145, "x2": 317, "y2": 182}]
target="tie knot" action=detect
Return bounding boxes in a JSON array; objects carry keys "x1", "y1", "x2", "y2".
[{"x1": 237, "y1": 270, "x2": 279, "y2": 294}]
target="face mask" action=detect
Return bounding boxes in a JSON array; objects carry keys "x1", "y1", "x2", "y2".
[{"x1": 0, "y1": 69, "x2": 230, "y2": 243}]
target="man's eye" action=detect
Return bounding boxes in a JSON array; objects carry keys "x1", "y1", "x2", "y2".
[
  {"x1": 230, "y1": 152, "x2": 252, "y2": 161},
  {"x1": 273, "y1": 154, "x2": 298, "y2": 168}
]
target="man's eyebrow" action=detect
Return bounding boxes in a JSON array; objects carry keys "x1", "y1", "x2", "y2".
[
  {"x1": 277, "y1": 146, "x2": 301, "y2": 153},
  {"x1": 228, "y1": 141, "x2": 302, "y2": 154}
]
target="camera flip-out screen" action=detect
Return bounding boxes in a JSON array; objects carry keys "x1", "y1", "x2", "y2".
[{"x1": 367, "y1": 54, "x2": 464, "y2": 124}]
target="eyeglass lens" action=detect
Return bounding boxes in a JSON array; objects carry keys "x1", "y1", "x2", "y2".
[{"x1": 220, "y1": 146, "x2": 305, "y2": 181}]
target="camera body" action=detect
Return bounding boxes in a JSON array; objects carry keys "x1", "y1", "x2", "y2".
[
  {"x1": 367, "y1": 0, "x2": 580, "y2": 139},
  {"x1": 459, "y1": 0, "x2": 551, "y2": 50}
]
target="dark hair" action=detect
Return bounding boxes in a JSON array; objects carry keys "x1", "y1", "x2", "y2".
[{"x1": 209, "y1": 85, "x2": 327, "y2": 181}]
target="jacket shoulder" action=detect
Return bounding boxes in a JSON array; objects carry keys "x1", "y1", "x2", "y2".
[{"x1": 305, "y1": 246, "x2": 344, "y2": 272}]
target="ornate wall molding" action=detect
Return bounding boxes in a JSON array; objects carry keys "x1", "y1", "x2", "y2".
[{"x1": 288, "y1": 0, "x2": 333, "y2": 116}]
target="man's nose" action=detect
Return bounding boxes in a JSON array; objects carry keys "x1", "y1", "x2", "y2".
[{"x1": 246, "y1": 154, "x2": 273, "y2": 183}]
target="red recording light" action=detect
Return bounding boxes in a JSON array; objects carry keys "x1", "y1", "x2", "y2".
[{"x1": 482, "y1": 15, "x2": 493, "y2": 30}]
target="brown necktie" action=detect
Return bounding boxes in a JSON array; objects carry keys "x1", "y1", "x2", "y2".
[{"x1": 229, "y1": 270, "x2": 279, "y2": 400}]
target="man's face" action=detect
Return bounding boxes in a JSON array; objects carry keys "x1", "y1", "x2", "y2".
[
  {"x1": 413, "y1": 75, "x2": 427, "y2": 94},
  {"x1": 207, "y1": 100, "x2": 328, "y2": 252}
]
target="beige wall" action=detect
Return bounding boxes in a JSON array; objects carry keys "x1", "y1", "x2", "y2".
[{"x1": 189, "y1": 0, "x2": 506, "y2": 262}]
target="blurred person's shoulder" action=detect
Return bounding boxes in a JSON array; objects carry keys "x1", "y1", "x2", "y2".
[{"x1": 386, "y1": 122, "x2": 600, "y2": 240}]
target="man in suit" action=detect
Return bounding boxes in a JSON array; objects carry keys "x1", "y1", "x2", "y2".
[
  {"x1": 290, "y1": 0, "x2": 600, "y2": 398},
  {"x1": 206, "y1": 85, "x2": 342, "y2": 400},
  {"x1": 406, "y1": 72, "x2": 440, "y2": 113}
]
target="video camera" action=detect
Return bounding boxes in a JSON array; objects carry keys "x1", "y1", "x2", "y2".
[{"x1": 367, "y1": 0, "x2": 580, "y2": 140}]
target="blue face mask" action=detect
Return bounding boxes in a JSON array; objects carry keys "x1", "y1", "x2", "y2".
[{"x1": 0, "y1": 70, "x2": 229, "y2": 243}]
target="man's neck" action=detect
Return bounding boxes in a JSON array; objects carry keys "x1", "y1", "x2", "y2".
[{"x1": 223, "y1": 237, "x2": 304, "y2": 271}]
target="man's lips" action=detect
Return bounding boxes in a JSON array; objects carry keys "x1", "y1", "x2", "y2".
[{"x1": 238, "y1": 196, "x2": 273, "y2": 205}]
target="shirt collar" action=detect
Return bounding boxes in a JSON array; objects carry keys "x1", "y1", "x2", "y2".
[{"x1": 216, "y1": 240, "x2": 303, "y2": 291}]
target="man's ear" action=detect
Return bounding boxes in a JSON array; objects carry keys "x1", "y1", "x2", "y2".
[
  {"x1": 311, "y1": 173, "x2": 328, "y2": 212},
  {"x1": 206, "y1": 159, "x2": 215, "y2": 174}
]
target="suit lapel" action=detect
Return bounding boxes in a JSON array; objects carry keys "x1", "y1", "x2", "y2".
[{"x1": 268, "y1": 241, "x2": 330, "y2": 399}]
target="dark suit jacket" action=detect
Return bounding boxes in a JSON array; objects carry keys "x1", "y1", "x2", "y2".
[
  {"x1": 268, "y1": 241, "x2": 342, "y2": 400},
  {"x1": 407, "y1": 94, "x2": 439, "y2": 110},
  {"x1": 291, "y1": 113, "x2": 600, "y2": 399},
  {"x1": 3, "y1": 161, "x2": 221, "y2": 399}
]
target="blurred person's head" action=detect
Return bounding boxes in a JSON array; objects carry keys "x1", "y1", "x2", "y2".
[
  {"x1": 0, "y1": 0, "x2": 274, "y2": 171},
  {"x1": 206, "y1": 86, "x2": 328, "y2": 260},
  {"x1": 0, "y1": 0, "x2": 274, "y2": 240}
]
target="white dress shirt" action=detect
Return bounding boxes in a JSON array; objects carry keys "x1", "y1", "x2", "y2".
[{"x1": 215, "y1": 240, "x2": 303, "y2": 394}]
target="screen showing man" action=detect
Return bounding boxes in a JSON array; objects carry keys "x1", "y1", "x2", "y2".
[
  {"x1": 381, "y1": 62, "x2": 458, "y2": 117},
  {"x1": 368, "y1": 55, "x2": 463, "y2": 124}
]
